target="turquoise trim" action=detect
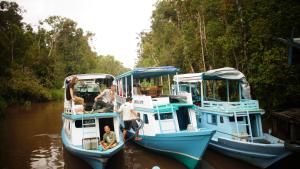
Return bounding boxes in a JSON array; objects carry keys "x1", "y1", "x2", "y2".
[
  {"x1": 128, "y1": 129, "x2": 214, "y2": 169},
  {"x1": 61, "y1": 129, "x2": 124, "y2": 169},
  {"x1": 62, "y1": 112, "x2": 118, "y2": 120},
  {"x1": 135, "y1": 103, "x2": 194, "y2": 113}
]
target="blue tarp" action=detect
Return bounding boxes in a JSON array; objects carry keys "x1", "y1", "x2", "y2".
[{"x1": 116, "y1": 66, "x2": 179, "y2": 79}]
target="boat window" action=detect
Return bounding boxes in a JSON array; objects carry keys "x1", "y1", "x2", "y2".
[
  {"x1": 75, "y1": 119, "x2": 96, "y2": 128},
  {"x1": 143, "y1": 114, "x2": 149, "y2": 124},
  {"x1": 207, "y1": 114, "x2": 217, "y2": 125},
  {"x1": 154, "y1": 113, "x2": 173, "y2": 120},
  {"x1": 220, "y1": 116, "x2": 224, "y2": 123},
  {"x1": 229, "y1": 116, "x2": 244, "y2": 122}
]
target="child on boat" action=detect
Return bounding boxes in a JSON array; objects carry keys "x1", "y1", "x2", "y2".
[
  {"x1": 100, "y1": 125, "x2": 117, "y2": 150},
  {"x1": 115, "y1": 97, "x2": 142, "y2": 141}
]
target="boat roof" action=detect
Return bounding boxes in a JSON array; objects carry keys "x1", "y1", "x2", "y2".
[
  {"x1": 115, "y1": 66, "x2": 179, "y2": 79},
  {"x1": 63, "y1": 73, "x2": 115, "y2": 88},
  {"x1": 174, "y1": 67, "x2": 245, "y2": 82},
  {"x1": 65, "y1": 74, "x2": 114, "y2": 81}
]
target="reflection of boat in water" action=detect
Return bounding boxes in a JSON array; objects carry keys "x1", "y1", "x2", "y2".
[
  {"x1": 174, "y1": 67, "x2": 291, "y2": 168},
  {"x1": 285, "y1": 140, "x2": 300, "y2": 153},
  {"x1": 61, "y1": 74, "x2": 124, "y2": 169},
  {"x1": 115, "y1": 66, "x2": 215, "y2": 169}
]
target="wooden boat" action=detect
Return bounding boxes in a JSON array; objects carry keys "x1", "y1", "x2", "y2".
[
  {"x1": 115, "y1": 66, "x2": 215, "y2": 169},
  {"x1": 61, "y1": 74, "x2": 124, "y2": 169},
  {"x1": 173, "y1": 67, "x2": 291, "y2": 168}
]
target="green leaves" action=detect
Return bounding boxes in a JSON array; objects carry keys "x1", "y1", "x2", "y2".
[
  {"x1": 0, "y1": 1, "x2": 129, "y2": 110},
  {"x1": 137, "y1": 0, "x2": 300, "y2": 112}
]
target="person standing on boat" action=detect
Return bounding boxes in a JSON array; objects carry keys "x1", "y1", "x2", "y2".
[
  {"x1": 115, "y1": 97, "x2": 142, "y2": 141},
  {"x1": 94, "y1": 84, "x2": 115, "y2": 112},
  {"x1": 100, "y1": 125, "x2": 117, "y2": 150},
  {"x1": 66, "y1": 76, "x2": 84, "y2": 105}
]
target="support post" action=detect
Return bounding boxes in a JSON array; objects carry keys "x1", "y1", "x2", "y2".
[
  {"x1": 125, "y1": 77, "x2": 128, "y2": 98},
  {"x1": 176, "y1": 72, "x2": 179, "y2": 94},
  {"x1": 200, "y1": 81, "x2": 204, "y2": 106},
  {"x1": 239, "y1": 81, "x2": 242, "y2": 100},
  {"x1": 131, "y1": 75, "x2": 133, "y2": 96},
  {"x1": 168, "y1": 75, "x2": 171, "y2": 94},
  {"x1": 226, "y1": 80, "x2": 230, "y2": 102}
]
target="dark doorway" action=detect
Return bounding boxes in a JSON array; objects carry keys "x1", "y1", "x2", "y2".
[
  {"x1": 99, "y1": 118, "x2": 115, "y2": 140},
  {"x1": 176, "y1": 107, "x2": 191, "y2": 131}
]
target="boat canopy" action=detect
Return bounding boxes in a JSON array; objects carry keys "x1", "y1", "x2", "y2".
[
  {"x1": 63, "y1": 74, "x2": 114, "y2": 88},
  {"x1": 173, "y1": 67, "x2": 245, "y2": 82},
  {"x1": 173, "y1": 67, "x2": 251, "y2": 99},
  {"x1": 116, "y1": 66, "x2": 179, "y2": 79}
]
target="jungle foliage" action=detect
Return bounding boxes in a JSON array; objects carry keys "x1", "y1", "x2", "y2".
[
  {"x1": 136, "y1": 0, "x2": 300, "y2": 112},
  {"x1": 0, "y1": 1, "x2": 128, "y2": 113}
]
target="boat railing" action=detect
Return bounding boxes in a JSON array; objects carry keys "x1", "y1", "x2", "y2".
[{"x1": 202, "y1": 99, "x2": 259, "y2": 111}]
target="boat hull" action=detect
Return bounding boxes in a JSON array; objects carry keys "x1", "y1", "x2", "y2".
[
  {"x1": 129, "y1": 129, "x2": 214, "y2": 169},
  {"x1": 61, "y1": 129, "x2": 124, "y2": 169},
  {"x1": 209, "y1": 137, "x2": 291, "y2": 168}
]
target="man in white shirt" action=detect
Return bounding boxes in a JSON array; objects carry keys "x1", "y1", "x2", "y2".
[
  {"x1": 116, "y1": 97, "x2": 142, "y2": 141},
  {"x1": 93, "y1": 85, "x2": 115, "y2": 112}
]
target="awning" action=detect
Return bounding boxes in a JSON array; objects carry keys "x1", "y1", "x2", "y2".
[{"x1": 116, "y1": 66, "x2": 179, "y2": 79}]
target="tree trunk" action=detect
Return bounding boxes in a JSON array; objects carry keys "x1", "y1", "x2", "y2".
[
  {"x1": 11, "y1": 42, "x2": 14, "y2": 63},
  {"x1": 198, "y1": 11, "x2": 206, "y2": 72},
  {"x1": 235, "y1": 0, "x2": 247, "y2": 72}
]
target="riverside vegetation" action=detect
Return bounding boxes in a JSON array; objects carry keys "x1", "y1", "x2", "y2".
[{"x1": 0, "y1": 1, "x2": 129, "y2": 115}]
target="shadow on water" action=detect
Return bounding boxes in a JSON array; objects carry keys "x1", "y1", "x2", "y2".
[{"x1": 0, "y1": 102, "x2": 299, "y2": 169}]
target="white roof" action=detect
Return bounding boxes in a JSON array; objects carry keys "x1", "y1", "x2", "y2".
[
  {"x1": 63, "y1": 74, "x2": 115, "y2": 88},
  {"x1": 173, "y1": 67, "x2": 245, "y2": 83},
  {"x1": 173, "y1": 73, "x2": 203, "y2": 83},
  {"x1": 65, "y1": 74, "x2": 114, "y2": 81}
]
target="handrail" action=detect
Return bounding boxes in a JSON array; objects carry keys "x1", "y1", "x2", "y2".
[{"x1": 202, "y1": 99, "x2": 259, "y2": 111}]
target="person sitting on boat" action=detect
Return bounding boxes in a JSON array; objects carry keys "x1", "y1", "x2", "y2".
[
  {"x1": 100, "y1": 125, "x2": 117, "y2": 150},
  {"x1": 66, "y1": 76, "x2": 85, "y2": 113},
  {"x1": 115, "y1": 97, "x2": 142, "y2": 141},
  {"x1": 133, "y1": 83, "x2": 142, "y2": 95},
  {"x1": 93, "y1": 84, "x2": 116, "y2": 112}
]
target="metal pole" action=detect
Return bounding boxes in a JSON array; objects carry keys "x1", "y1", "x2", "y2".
[
  {"x1": 226, "y1": 80, "x2": 229, "y2": 102},
  {"x1": 176, "y1": 72, "x2": 179, "y2": 94},
  {"x1": 238, "y1": 81, "x2": 242, "y2": 100},
  {"x1": 168, "y1": 75, "x2": 171, "y2": 94},
  {"x1": 160, "y1": 76, "x2": 163, "y2": 94},
  {"x1": 125, "y1": 77, "x2": 128, "y2": 98},
  {"x1": 200, "y1": 81, "x2": 204, "y2": 106},
  {"x1": 213, "y1": 81, "x2": 216, "y2": 99},
  {"x1": 131, "y1": 75, "x2": 134, "y2": 96}
]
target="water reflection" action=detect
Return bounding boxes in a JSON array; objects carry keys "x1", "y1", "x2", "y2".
[
  {"x1": 30, "y1": 134, "x2": 64, "y2": 169},
  {"x1": 0, "y1": 102, "x2": 298, "y2": 169}
]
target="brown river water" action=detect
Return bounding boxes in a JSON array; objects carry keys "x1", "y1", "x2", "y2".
[{"x1": 0, "y1": 102, "x2": 298, "y2": 169}]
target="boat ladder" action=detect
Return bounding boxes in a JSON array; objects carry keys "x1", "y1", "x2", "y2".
[
  {"x1": 81, "y1": 115, "x2": 99, "y2": 147},
  {"x1": 233, "y1": 111, "x2": 253, "y2": 142}
]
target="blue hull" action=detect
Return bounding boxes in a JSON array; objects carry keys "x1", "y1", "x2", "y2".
[
  {"x1": 129, "y1": 129, "x2": 214, "y2": 169},
  {"x1": 209, "y1": 138, "x2": 291, "y2": 168},
  {"x1": 61, "y1": 129, "x2": 124, "y2": 169}
]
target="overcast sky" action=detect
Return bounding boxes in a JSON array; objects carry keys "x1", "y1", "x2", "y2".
[{"x1": 14, "y1": 0, "x2": 157, "y2": 69}]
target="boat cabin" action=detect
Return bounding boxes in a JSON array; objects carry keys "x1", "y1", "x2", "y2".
[
  {"x1": 174, "y1": 67, "x2": 266, "y2": 143},
  {"x1": 115, "y1": 66, "x2": 199, "y2": 136}
]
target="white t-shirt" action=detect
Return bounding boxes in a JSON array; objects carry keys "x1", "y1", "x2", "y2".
[
  {"x1": 101, "y1": 89, "x2": 114, "y2": 103},
  {"x1": 119, "y1": 102, "x2": 136, "y2": 121}
]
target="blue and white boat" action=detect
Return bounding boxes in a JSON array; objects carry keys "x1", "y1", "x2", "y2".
[
  {"x1": 61, "y1": 74, "x2": 124, "y2": 169},
  {"x1": 173, "y1": 67, "x2": 291, "y2": 168},
  {"x1": 115, "y1": 66, "x2": 215, "y2": 169}
]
